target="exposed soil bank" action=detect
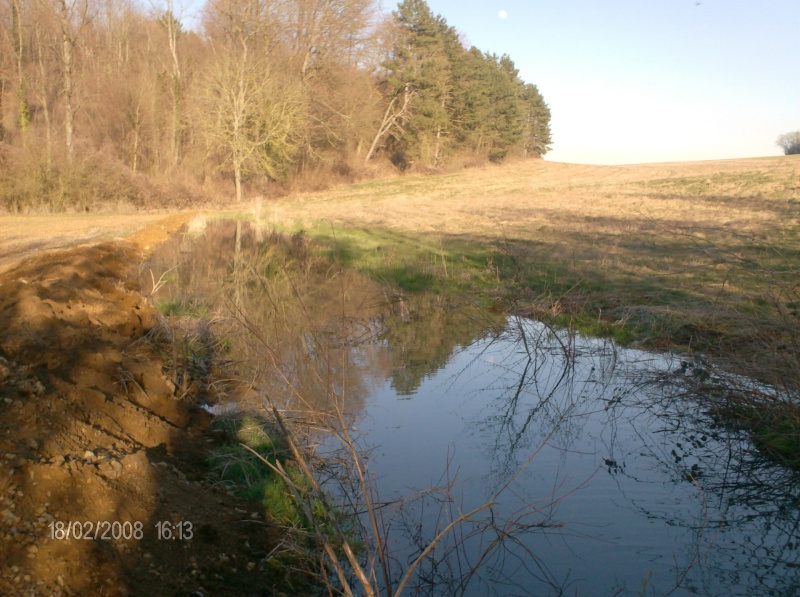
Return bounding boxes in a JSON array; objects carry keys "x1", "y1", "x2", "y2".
[{"x1": 0, "y1": 239, "x2": 283, "y2": 596}]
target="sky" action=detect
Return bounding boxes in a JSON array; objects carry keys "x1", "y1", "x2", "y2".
[
  {"x1": 180, "y1": 0, "x2": 800, "y2": 166},
  {"x1": 416, "y1": 0, "x2": 800, "y2": 164}
]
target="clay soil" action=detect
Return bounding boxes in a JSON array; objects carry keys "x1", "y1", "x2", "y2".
[{"x1": 0, "y1": 216, "x2": 286, "y2": 596}]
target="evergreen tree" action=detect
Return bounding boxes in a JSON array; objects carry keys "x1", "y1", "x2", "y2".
[
  {"x1": 371, "y1": 0, "x2": 552, "y2": 166},
  {"x1": 383, "y1": 0, "x2": 451, "y2": 167},
  {"x1": 498, "y1": 54, "x2": 552, "y2": 158},
  {"x1": 483, "y1": 53, "x2": 522, "y2": 159},
  {"x1": 519, "y1": 83, "x2": 552, "y2": 157},
  {"x1": 449, "y1": 50, "x2": 520, "y2": 159}
]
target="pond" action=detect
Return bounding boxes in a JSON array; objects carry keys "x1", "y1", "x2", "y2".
[
  {"x1": 144, "y1": 219, "x2": 800, "y2": 596},
  {"x1": 321, "y1": 316, "x2": 800, "y2": 596}
]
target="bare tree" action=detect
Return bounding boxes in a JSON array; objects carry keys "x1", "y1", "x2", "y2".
[
  {"x1": 153, "y1": 0, "x2": 184, "y2": 167},
  {"x1": 11, "y1": 0, "x2": 30, "y2": 140},
  {"x1": 199, "y1": 44, "x2": 305, "y2": 202},
  {"x1": 277, "y1": 0, "x2": 375, "y2": 81},
  {"x1": 364, "y1": 83, "x2": 415, "y2": 164},
  {"x1": 53, "y1": 0, "x2": 92, "y2": 163},
  {"x1": 0, "y1": 2, "x2": 13, "y2": 141},
  {"x1": 776, "y1": 131, "x2": 800, "y2": 156},
  {"x1": 33, "y1": 21, "x2": 59, "y2": 165},
  {"x1": 200, "y1": 0, "x2": 304, "y2": 201},
  {"x1": 276, "y1": 0, "x2": 382, "y2": 168},
  {"x1": 103, "y1": 0, "x2": 149, "y2": 170}
]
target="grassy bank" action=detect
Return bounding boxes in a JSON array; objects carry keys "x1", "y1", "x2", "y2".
[{"x1": 253, "y1": 156, "x2": 800, "y2": 464}]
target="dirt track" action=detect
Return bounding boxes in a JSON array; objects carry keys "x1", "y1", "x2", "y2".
[
  {"x1": 0, "y1": 217, "x2": 284, "y2": 596},
  {"x1": 0, "y1": 212, "x2": 195, "y2": 274}
]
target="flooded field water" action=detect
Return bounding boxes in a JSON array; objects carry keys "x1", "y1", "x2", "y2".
[{"x1": 145, "y1": 219, "x2": 800, "y2": 596}]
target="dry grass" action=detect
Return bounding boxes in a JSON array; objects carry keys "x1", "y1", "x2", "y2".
[{"x1": 266, "y1": 156, "x2": 799, "y2": 239}]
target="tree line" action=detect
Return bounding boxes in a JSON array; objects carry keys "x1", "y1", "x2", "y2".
[{"x1": 0, "y1": 0, "x2": 551, "y2": 209}]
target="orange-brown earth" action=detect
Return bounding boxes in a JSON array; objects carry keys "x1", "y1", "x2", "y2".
[{"x1": 0, "y1": 217, "x2": 285, "y2": 596}]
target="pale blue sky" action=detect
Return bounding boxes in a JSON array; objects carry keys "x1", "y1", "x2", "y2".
[
  {"x1": 417, "y1": 0, "x2": 800, "y2": 164},
  {"x1": 180, "y1": 0, "x2": 800, "y2": 165}
]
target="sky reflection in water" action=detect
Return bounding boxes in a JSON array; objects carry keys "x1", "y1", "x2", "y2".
[{"x1": 334, "y1": 316, "x2": 800, "y2": 596}]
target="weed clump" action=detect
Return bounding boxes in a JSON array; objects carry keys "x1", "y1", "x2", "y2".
[
  {"x1": 208, "y1": 414, "x2": 292, "y2": 502},
  {"x1": 711, "y1": 400, "x2": 800, "y2": 469},
  {"x1": 207, "y1": 412, "x2": 358, "y2": 591}
]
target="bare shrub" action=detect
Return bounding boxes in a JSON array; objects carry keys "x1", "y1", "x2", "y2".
[{"x1": 0, "y1": 143, "x2": 214, "y2": 213}]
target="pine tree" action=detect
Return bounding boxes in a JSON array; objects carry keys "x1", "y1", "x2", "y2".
[
  {"x1": 484, "y1": 53, "x2": 522, "y2": 160},
  {"x1": 382, "y1": 0, "x2": 451, "y2": 167},
  {"x1": 519, "y1": 83, "x2": 552, "y2": 157},
  {"x1": 449, "y1": 50, "x2": 520, "y2": 160},
  {"x1": 369, "y1": 0, "x2": 552, "y2": 166}
]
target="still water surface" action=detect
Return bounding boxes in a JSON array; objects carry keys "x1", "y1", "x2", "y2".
[
  {"x1": 328, "y1": 317, "x2": 800, "y2": 596},
  {"x1": 146, "y1": 220, "x2": 800, "y2": 596}
]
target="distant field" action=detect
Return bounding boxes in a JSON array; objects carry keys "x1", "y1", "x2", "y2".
[{"x1": 267, "y1": 156, "x2": 798, "y2": 240}]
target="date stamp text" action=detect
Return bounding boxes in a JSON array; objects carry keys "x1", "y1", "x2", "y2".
[{"x1": 48, "y1": 520, "x2": 193, "y2": 541}]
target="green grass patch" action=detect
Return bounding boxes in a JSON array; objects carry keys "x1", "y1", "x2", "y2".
[
  {"x1": 208, "y1": 413, "x2": 357, "y2": 539},
  {"x1": 208, "y1": 414, "x2": 290, "y2": 501},
  {"x1": 563, "y1": 313, "x2": 641, "y2": 346},
  {"x1": 156, "y1": 297, "x2": 210, "y2": 317},
  {"x1": 299, "y1": 224, "x2": 503, "y2": 295},
  {"x1": 712, "y1": 401, "x2": 800, "y2": 469},
  {"x1": 206, "y1": 415, "x2": 334, "y2": 593}
]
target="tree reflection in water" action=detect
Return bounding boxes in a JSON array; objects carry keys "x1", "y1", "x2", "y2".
[
  {"x1": 143, "y1": 220, "x2": 800, "y2": 596},
  {"x1": 461, "y1": 316, "x2": 800, "y2": 595}
]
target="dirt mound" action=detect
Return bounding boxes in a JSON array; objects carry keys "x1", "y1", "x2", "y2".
[{"x1": 0, "y1": 242, "x2": 282, "y2": 596}]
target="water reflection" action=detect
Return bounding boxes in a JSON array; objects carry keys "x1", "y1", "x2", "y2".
[
  {"x1": 624, "y1": 366, "x2": 800, "y2": 597},
  {"x1": 141, "y1": 218, "x2": 502, "y2": 412},
  {"x1": 142, "y1": 220, "x2": 800, "y2": 596},
  {"x1": 380, "y1": 295, "x2": 501, "y2": 397},
  {"x1": 336, "y1": 317, "x2": 800, "y2": 596}
]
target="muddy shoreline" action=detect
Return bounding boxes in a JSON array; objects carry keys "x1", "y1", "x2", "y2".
[{"x1": 0, "y1": 239, "x2": 284, "y2": 596}]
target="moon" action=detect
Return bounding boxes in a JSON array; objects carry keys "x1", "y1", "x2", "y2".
[{"x1": 498, "y1": 9, "x2": 508, "y2": 19}]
